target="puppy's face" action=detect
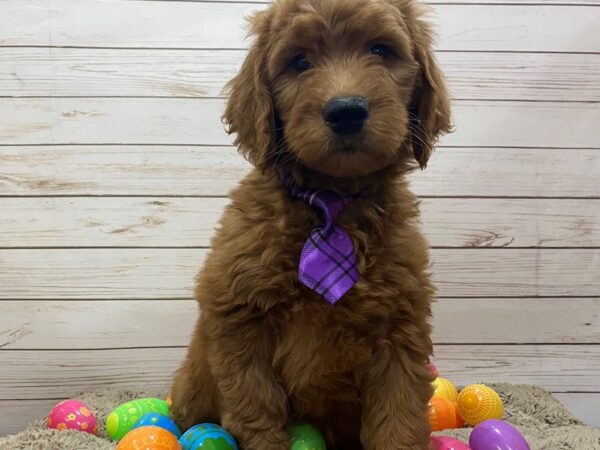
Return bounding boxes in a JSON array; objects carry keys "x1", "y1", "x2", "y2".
[
  {"x1": 269, "y1": 1, "x2": 418, "y2": 177},
  {"x1": 224, "y1": 0, "x2": 451, "y2": 178}
]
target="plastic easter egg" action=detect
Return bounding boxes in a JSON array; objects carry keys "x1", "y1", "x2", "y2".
[
  {"x1": 134, "y1": 412, "x2": 181, "y2": 438},
  {"x1": 117, "y1": 426, "x2": 182, "y2": 450},
  {"x1": 179, "y1": 423, "x2": 238, "y2": 450},
  {"x1": 455, "y1": 404, "x2": 465, "y2": 428},
  {"x1": 47, "y1": 399, "x2": 98, "y2": 435},
  {"x1": 106, "y1": 397, "x2": 170, "y2": 441},
  {"x1": 457, "y1": 384, "x2": 504, "y2": 426},
  {"x1": 166, "y1": 395, "x2": 173, "y2": 407},
  {"x1": 290, "y1": 423, "x2": 327, "y2": 450},
  {"x1": 469, "y1": 419, "x2": 530, "y2": 450},
  {"x1": 430, "y1": 436, "x2": 472, "y2": 450},
  {"x1": 428, "y1": 397, "x2": 460, "y2": 431},
  {"x1": 432, "y1": 377, "x2": 458, "y2": 402}
]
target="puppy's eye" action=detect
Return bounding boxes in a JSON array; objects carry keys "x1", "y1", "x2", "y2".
[
  {"x1": 290, "y1": 54, "x2": 312, "y2": 73},
  {"x1": 369, "y1": 43, "x2": 393, "y2": 59}
]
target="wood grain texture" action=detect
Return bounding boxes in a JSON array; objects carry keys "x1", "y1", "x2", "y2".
[
  {"x1": 0, "y1": 347, "x2": 185, "y2": 401},
  {"x1": 1, "y1": 98, "x2": 599, "y2": 148},
  {"x1": 205, "y1": 0, "x2": 600, "y2": 4},
  {"x1": 0, "y1": 2, "x2": 599, "y2": 52},
  {"x1": 1, "y1": 345, "x2": 598, "y2": 402},
  {"x1": 2, "y1": 146, "x2": 599, "y2": 197},
  {"x1": 0, "y1": 298, "x2": 598, "y2": 350},
  {"x1": 0, "y1": 48, "x2": 241, "y2": 98},
  {"x1": 2, "y1": 48, "x2": 599, "y2": 102},
  {"x1": 1, "y1": 197, "x2": 599, "y2": 248},
  {"x1": 434, "y1": 5, "x2": 600, "y2": 52},
  {"x1": 0, "y1": 145, "x2": 247, "y2": 197},
  {"x1": 2, "y1": 393, "x2": 598, "y2": 438},
  {"x1": 432, "y1": 345, "x2": 600, "y2": 391},
  {"x1": 437, "y1": 52, "x2": 600, "y2": 102},
  {"x1": 0, "y1": 398, "x2": 57, "y2": 436},
  {"x1": 0, "y1": 248, "x2": 598, "y2": 299},
  {"x1": 432, "y1": 0, "x2": 600, "y2": 3}
]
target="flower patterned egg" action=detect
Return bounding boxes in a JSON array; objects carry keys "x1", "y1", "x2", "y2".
[
  {"x1": 117, "y1": 426, "x2": 182, "y2": 450},
  {"x1": 47, "y1": 399, "x2": 98, "y2": 435},
  {"x1": 106, "y1": 397, "x2": 170, "y2": 440},
  {"x1": 179, "y1": 423, "x2": 238, "y2": 450}
]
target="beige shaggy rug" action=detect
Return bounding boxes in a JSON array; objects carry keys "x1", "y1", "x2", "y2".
[{"x1": 0, "y1": 384, "x2": 598, "y2": 449}]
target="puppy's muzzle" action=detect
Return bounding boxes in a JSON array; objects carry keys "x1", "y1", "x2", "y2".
[{"x1": 323, "y1": 96, "x2": 370, "y2": 136}]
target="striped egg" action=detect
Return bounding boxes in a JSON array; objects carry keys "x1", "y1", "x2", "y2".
[
  {"x1": 179, "y1": 424, "x2": 238, "y2": 450},
  {"x1": 106, "y1": 398, "x2": 170, "y2": 441}
]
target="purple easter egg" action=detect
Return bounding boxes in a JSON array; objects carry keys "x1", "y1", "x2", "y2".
[
  {"x1": 469, "y1": 420, "x2": 530, "y2": 450},
  {"x1": 431, "y1": 435, "x2": 472, "y2": 450}
]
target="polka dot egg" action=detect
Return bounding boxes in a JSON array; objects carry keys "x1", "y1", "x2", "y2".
[
  {"x1": 47, "y1": 399, "x2": 98, "y2": 435},
  {"x1": 179, "y1": 424, "x2": 238, "y2": 450}
]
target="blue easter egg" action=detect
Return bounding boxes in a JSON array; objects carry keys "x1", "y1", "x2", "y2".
[
  {"x1": 132, "y1": 412, "x2": 181, "y2": 438},
  {"x1": 179, "y1": 423, "x2": 238, "y2": 450}
]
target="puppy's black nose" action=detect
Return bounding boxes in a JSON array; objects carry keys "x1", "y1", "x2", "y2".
[{"x1": 323, "y1": 96, "x2": 369, "y2": 136}]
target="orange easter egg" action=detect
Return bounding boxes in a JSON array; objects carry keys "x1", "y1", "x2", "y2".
[
  {"x1": 432, "y1": 377, "x2": 458, "y2": 402},
  {"x1": 457, "y1": 384, "x2": 504, "y2": 426},
  {"x1": 428, "y1": 397, "x2": 459, "y2": 431},
  {"x1": 454, "y1": 402, "x2": 465, "y2": 428},
  {"x1": 117, "y1": 426, "x2": 182, "y2": 450}
]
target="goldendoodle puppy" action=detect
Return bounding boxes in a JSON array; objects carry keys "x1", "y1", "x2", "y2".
[{"x1": 171, "y1": 0, "x2": 451, "y2": 449}]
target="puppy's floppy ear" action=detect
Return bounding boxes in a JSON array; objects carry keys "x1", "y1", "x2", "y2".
[
  {"x1": 223, "y1": 11, "x2": 276, "y2": 171},
  {"x1": 402, "y1": 3, "x2": 452, "y2": 168}
]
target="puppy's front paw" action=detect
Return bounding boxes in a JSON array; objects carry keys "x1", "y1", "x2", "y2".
[
  {"x1": 223, "y1": 416, "x2": 289, "y2": 450},
  {"x1": 237, "y1": 429, "x2": 290, "y2": 450}
]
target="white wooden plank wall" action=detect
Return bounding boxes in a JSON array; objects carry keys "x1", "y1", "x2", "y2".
[{"x1": 0, "y1": 0, "x2": 599, "y2": 436}]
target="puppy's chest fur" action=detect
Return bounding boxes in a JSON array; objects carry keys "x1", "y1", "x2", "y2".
[{"x1": 201, "y1": 170, "x2": 432, "y2": 399}]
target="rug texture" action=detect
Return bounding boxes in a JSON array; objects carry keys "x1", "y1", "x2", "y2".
[{"x1": 0, "y1": 384, "x2": 598, "y2": 449}]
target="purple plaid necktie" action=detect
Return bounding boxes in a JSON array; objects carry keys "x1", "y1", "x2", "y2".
[{"x1": 280, "y1": 169, "x2": 359, "y2": 304}]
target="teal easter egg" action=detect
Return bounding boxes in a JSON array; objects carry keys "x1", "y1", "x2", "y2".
[
  {"x1": 133, "y1": 412, "x2": 181, "y2": 438},
  {"x1": 291, "y1": 423, "x2": 327, "y2": 450},
  {"x1": 179, "y1": 424, "x2": 238, "y2": 450}
]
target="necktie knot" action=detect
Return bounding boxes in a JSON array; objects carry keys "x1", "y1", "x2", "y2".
[{"x1": 279, "y1": 169, "x2": 359, "y2": 304}]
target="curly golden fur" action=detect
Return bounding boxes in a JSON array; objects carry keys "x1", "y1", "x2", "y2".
[{"x1": 171, "y1": 0, "x2": 452, "y2": 448}]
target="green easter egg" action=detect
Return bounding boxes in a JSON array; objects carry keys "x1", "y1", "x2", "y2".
[
  {"x1": 290, "y1": 423, "x2": 327, "y2": 450},
  {"x1": 105, "y1": 397, "x2": 170, "y2": 441},
  {"x1": 197, "y1": 436, "x2": 236, "y2": 450}
]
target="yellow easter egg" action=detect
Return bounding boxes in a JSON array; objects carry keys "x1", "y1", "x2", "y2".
[
  {"x1": 432, "y1": 377, "x2": 458, "y2": 402},
  {"x1": 457, "y1": 384, "x2": 504, "y2": 426}
]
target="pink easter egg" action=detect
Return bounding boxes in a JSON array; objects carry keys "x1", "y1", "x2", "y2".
[
  {"x1": 430, "y1": 436, "x2": 472, "y2": 450},
  {"x1": 429, "y1": 362, "x2": 439, "y2": 377},
  {"x1": 47, "y1": 399, "x2": 98, "y2": 435}
]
